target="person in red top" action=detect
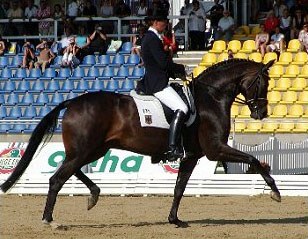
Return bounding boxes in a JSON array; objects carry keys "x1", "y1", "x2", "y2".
[
  {"x1": 162, "y1": 22, "x2": 178, "y2": 58},
  {"x1": 264, "y1": 10, "x2": 280, "y2": 35}
]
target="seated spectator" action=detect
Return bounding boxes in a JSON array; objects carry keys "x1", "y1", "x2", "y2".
[
  {"x1": 99, "y1": 0, "x2": 114, "y2": 34},
  {"x1": 136, "y1": 0, "x2": 148, "y2": 16},
  {"x1": 22, "y1": 42, "x2": 36, "y2": 70},
  {"x1": 34, "y1": 40, "x2": 55, "y2": 72},
  {"x1": 0, "y1": 35, "x2": 6, "y2": 56},
  {"x1": 298, "y1": 22, "x2": 308, "y2": 52},
  {"x1": 215, "y1": 10, "x2": 235, "y2": 43},
  {"x1": 83, "y1": 25, "x2": 108, "y2": 55},
  {"x1": 131, "y1": 24, "x2": 146, "y2": 64},
  {"x1": 76, "y1": 25, "x2": 89, "y2": 48},
  {"x1": 37, "y1": 0, "x2": 52, "y2": 37},
  {"x1": 163, "y1": 22, "x2": 178, "y2": 58},
  {"x1": 280, "y1": 8, "x2": 291, "y2": 44},
  {"x1": 255, "y1": 24, "x2": 269, "y2": 57},
  {"x1": 291, "y1": 8, "x2": 308, "y2": 39},
  {"x1": 62, "y1": 37, "x2": 80, "y2": 68},
  {"x1": 266, "y1": 26, "x2": 285, "y2": 53},
  {"x1": 264, "y1": 10, "x2": 280, "y2": 35}
]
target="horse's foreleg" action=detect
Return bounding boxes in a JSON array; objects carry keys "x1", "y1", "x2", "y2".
[
  {"x1": 168, "y1": 158, "x2": 198, "y2": 228},
  {"x1": 75, "y1": 170, "x2": 100, "y2": 210},
  {"x1": 213, "y1": 145, "x2": 281, "y2": 202}
]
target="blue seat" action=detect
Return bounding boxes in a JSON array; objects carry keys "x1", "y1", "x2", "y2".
[
  {"x1": 24, "y1": 123, "x2": 37, "y2": 133},
  {"x1": 55, "y1": 67, "x2": 71, "y2": 80},
  {"x1": 7, "y1": 105, "x2": 22, "y2": 119},
  {"x1": 110, "y1": 54, "x2": 125, "y2": 66},
  {"x1": 22, "y1": 104, "x2": 37, "y2": 119},
  {"x1": 50, "y1": 92, "x2": 64, "y2": 105},
  {"x1": 66, "y1": 91, "x2": 78, "y2": 100},
  {"x1": 10, "y1": 123, "x2": 27, "y2": 133},
  {"x1": 50, "y1": 55, "x2": 63, "y2": 68},
  {"x1": 0, "y1": 68, "x2": 13, "y2": 79},
  {"x1": 113, "y1": 65, "x2": 130, "y2": 80},
  {"x1": 128, "y1": 66, "x2": 145, "y2": 80},
  {"x1": 125, "y1": 53, "x2": 140, "y2": 66},
  {"x1": 119, "y1": 41, "x2": 133, "y2": 54},
  {"x1": 80, "y1": 55, "x2": 96, "y2": 67},
  {"x1": 84, "y1": 67, "x2": 100, "y2": 80},
  {"x1": 90, "y1": 79, "x2": 104, "y2": 91},
  {"x1": 70, "y1": 67, "x2": 85, "y2": 80},
  {"x1": 60, "y1": 79, "x2": 75, "y2": 93},
  {"x1": 27, "y1": 68, "x2": 42, "y2": 80},
  {"x1": 5, "y1": 92, "x2": 19, "y2": 105},
  {"x1": 104, "y1": 80, "x2": 119, "y2": 92},
  {"x1": 0, "y1": 105, "x2": 7, "y2": 119},
  {"x1": 15, "y1": 80, "x2": 31, "y2": 93},
  {"x1": 12, "y1": 68, "x2": 28, "y2": 80},
  {"x1": 41, "y1": 68, "x2": 57, "y2": 80},
  {"x1": 8, "y1": 55, "x2": 23, "y2": 68},
  {"x1": 0, "y1": 94, "x2": 4, "y2": 104},
  {"x1": 99, "y1": 66, "x2": 115, "y2": 80},
  {"x1": 20, "y1": 92, "x2": 34, "y2": 105},
  {"x1": 0, "y1": 123, "x2": 10, "y2": 133},
  {"x1": 95, "y1": 55, "x2": 110, "y2": 67},
  {"x1": 118, "y1": 79, "x2": 135, "y2": 92},
  {"x1": 74, "y1": 78, "x2": 89, "y2": 92},
  {"x1": 59, "y1": 109, "x2": 66, "y2": 118},
  {"x1": 0, "y1": 56, "x2": 9, "y2": 68},
  {"x1": 30, "y1": 79, "x2": 45, "y2": 93},
  {"x1": 36, "y1": 105, "x2": 52, "y2": 118},
  {"x1": 34, "y1": 92, "x2": 49, "y2": 105},
  {"x1": 45, "y1": 79, "x2": 60, "y2": 92},
  {"x1": 1, "y1": 80, "x2": 16, "y2": 93}
]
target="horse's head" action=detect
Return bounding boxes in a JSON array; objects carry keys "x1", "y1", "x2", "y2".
[{"x1": 241, "y1": 60, "x2": 275, "y2": 120}]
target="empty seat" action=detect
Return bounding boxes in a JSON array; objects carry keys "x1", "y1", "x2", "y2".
[
  {"x1": 298, "y1": 65, "x2": 308, "y2": 78},
  {"x1": 50, "y1": 92, "x2": 64, "y2": 105},
  {"x1": 293, "y1": 122, "x2": 308, "y2": 132},
  {"x1": 193, "y1": 65, "x2": 206, "y2": 77},
  {"x1": 286, "y1": 104, "x2": 304, "y2": 117},
  {"x1": 36, "y1": 105, "x2": 52, "y2": 118},
  {"x1": 30, "y1": 79, "x2": 45, "y2": 92},
  {"x1": 119, "y1": 41, "x2": 133, "y2": 54},
  {"x1": 6, "y1": 92, "x2": 19, "y2": 105},
  {"x1": 113, "y1": 65, "x2": 130, "y2": 80},
  {"x1": 110, "y1": 54, "x2": 125, "y2": 66},
  {"x1": 50, "y1": 55, "x2": 63, "y2": 68},
  {"x1": 10, "y1": 123, "x2": 27, "y2": 133},
  {"x1": 277, "y1": 122, "x2": 295, "y2": 132},
  {"x1": 27, "y1": 68, "x2": 42, "y2": 80},
  {"x1": 0, "y1": 56, "x2": 9, "y2": 68},
  {"x1": 0, "y1": 123, "x2": 10, "y2": 133},
  {"x1": 234, "y1": 52, "x2": 248, "y2": 59},
  {"x1": 0, "y1": 105, "x2": 7, "y2": 118},
  {"x1": 60, "y1": 79, "x2": 75, "y2": 92},
  {"x1": 268, "y1": 64, "x2": 284, "y2": 79},
  {"x1": 91, "y1": 79, "x2": 104, "y2": 91},
  {"x1": 20, "y1": 92, "x2": 34, "y2": 105},
  {"x1": 284, "y1": 64, "x2": 299, "y2": 78},
  {"x1": 226, "y1": 40, "x2": 241, "y2": 53},
  {"x1": 104, "y1": 79, "x2": 119, "y2": 92},
  {"x1": 297, "y1": 91, "x2": 308, "y2": 103},
  {"x1": 12, "y1": 67, "x2": 28, "y2": 80},
  {"x1": 276, "y1": 52, "x2": 293, "y2": 65},
  {"x1": 292, "y1": 52, "x2": 308, "y2": 65},
  {"x1": 268, "y1": 79, "x2": 275, "y2": 90},
  {"x1": 15, "y1": 80, "x2": 31, "y2": 92},
  {"x1": 245, "y1": 121, "x2": 262, "y2": 132},
  {"x1": 74, "y1": 78, "x2": 89, "y2": 92},
  {"x1": 8, "y1": 55, "x2": 23, "y2": 68},
  {"x1": 66, "y1": 91, "x2": 78, "y2": 100},
  {"x1": 260, "y1": 121, "x2": 279, "y2": 133},
  {"x1": 2, "y1": 80, "x2": 16, "y2": 93},
  {"x1": 290, "y1": 77, "x2": 307, "y2": 91},
  {"x1": 217, "y1": 52, "x2": 229, "y2": 62},
  {"x1": 199, "y1": 52, "x2": 217, "y2": 66},
  {"x1": 233, "y1": 122, "x2": 246, "y2": 132},
  {"x1": 22, "y1": 104, "x2": 37, "y2": 119},
  {"x1": 286, "y1": 39, "x2": 301, "y2": 52},
  {"x1": 41, "y1": 68, "x2": 57, "y2": 80},
  {"x1": 0, "y1": 94, "x2": 4, "y2": 104},
  {"x1": 263, "y1": 52, "x2": 278, "y2": 64},
  {"x1": 45, "y1": 79, "x2": 60, "y2": 92},
  {"x1": 70, "y1": 67, "x2": 85, "y2": 80},
  {"x1": 238, "y1": 106, "x2": 250, "y2": 118},
  {"x1": 239, "y1": 40, "x2": 256, "y2": 53},
  {"x1": 55, "y1": 67, "x2": 71, "y2": 80},
  {"x1": 125, "y1": 53, "x2": 140, "y2": 66},
  {"x1": 80, "y1": 54, "x2": 96, "y2": 67},
  {"x1": 230, "y1": 104, "x2": 239, "y2": 118},
  {"x1": 118, "y1": 79, "x2": 134, "y2": 92},
  {"x1": 280, "y1": 91, "x2": 298, "y2": 104},
  {"x1": 248, "y1": 52, "x2": 262, "y2": 63},
  {"x1": 0, "y1": 68, "x2": 13, "y2": 79},
  {"x1": 24, "y1": 123, "x2": 37, "y2": 134},
  {"x1": 99, "y1": 66, "x2": 115, "y2": 80},
  {"x1": 128, "y1": 66, "x2": 145, "y2": 80},
  {"x1": 209, "y1": 40, "x2": 226, "y2": 53},
  {"x1": 84, "y1": 67, "x2": 100, "y2": 80},
  {"x1": 270, "y1": 105, "x2": 288, "y2": 118},
  {"x1": 7, "y1": 105, "x2": 22, "y2": 119},
  {"x1": 274, "y1": 77, "x2": 291, "y2": 91},
  {"x1": 96, "y1": 54, "x2": 110, "y2": 66},
  {"x1": 34, "y1": 92, "x2": 49, "y2": 105}
]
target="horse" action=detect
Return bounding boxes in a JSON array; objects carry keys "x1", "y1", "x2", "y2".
[{"x1": 1, "y1": 59, "x2": 280, "y2": 228}]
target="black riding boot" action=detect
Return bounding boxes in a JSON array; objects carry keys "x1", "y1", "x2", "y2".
[{"x1": 166, "y1": 110, "x2": 186, "y2": 162}]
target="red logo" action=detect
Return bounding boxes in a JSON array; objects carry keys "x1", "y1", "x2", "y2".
[
  {"x1": 160, "y1": 162, "x2": 180, "y2": 174},
  {"x1": 0, "y1": 148, "x2": 24, "y2": 174}
]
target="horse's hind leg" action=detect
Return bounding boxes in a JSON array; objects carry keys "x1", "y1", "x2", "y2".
[
  {"x1": 168, "y1": 157, "x2": 198, "y2": 227},
  {"x1": 75, "y1": 170, "x2": 100, "y2": 210}
]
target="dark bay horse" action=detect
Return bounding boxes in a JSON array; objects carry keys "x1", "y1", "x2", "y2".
[{"x1": 1, "y1": 59, "x2": 280, "y2": 228}]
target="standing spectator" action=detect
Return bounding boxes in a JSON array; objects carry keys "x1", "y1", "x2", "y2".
[
  {"x1": 24, "y1": 0, "x2": 39, "y2": 36},
  {"x1": 160, "y1": 0, "x2": 170, "y2": 15},
  {"x1": 34, "y1": 40, "x2": 55, "y2": 72},
  {"x1": 298, "y1": 23, "x2": 308, "y2": 52},
  {"x1": 289, "y1": 0, "x2": 306, "y2": 17},
  {"x1": 180, "y1": 0, "x2": 192, "y2": 15},
  {"x1": 273, "y1": 0, "x2": 288, "y2": 18},
  {"x1": 255, "y1": 24, "x2": 270, "y2": 57},
  {"x1": 99, "y1": 0, "x2": 114, "y2": 34},
  {"x1": 187, "y1": 0, "x2": 206, "y2": 50},
  {"x1": 6, "y1": 0, "x2": 24, "y2": 36},
  {"x1": 163, "y1": 22, "x2": 178, "y2": 58},
  {"x1": 37, "y1": 0, "x2": 52, "y2": 37},
  {"x1": 82, "y1": 0, "x2": 97, "y2": 32},
  {"x1": 114, "y1": 0, "x2": 132, "y2": 39},
  {"x1": 280, "y1": 8, "x2": 292, "y2": 44},
  {"x1": 0, "y1": 35, "x2": 6, "y2": 56},
  {"x1": 208, "y1": 0, "x2": 224, "y2": 31},
  {"x1": 53, "y1": 4, "x2": 65, "y2": 36},
  {"x1": 216, "y1": 10, "x2": 235, "y2": 43},
  {"x1": 136, "y1": 0, "x2": 148, "y2": 16},
  {"x1": 290, "y1": 8, "x2": 308, "y2": 39},
  {"x1": 266, "y1": 26, "x2": 285, "y2": 53},
  {"x1": 67, "y1": 0, "x2": 79, "y2": 19},
  {"x1": 22, "y1": 42, "x2": 36, "y2": 70},
  {"x1": 264, "y1": 10, "x2": 280, "y2": 36},
  {"x1": 131, "y1": 24, "x2": 146, "y2": 65},
  {"x1": 84, "y1": 24, "x2": 108, "y2": 55},
  {"x1": 61, "y1": 37, "x2": 80, "y2": 68}
]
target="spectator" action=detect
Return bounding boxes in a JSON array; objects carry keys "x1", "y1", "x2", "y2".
[
  {"x1": 24, "y1": 0, "x2": 39, "y2": 36},
  {"x1": 76, "y1": 25, "x2": 89, "y2": 48},
  {"x1": 264, "y1": 10, "x2": 280, "y2": 35},
  {"x1": 114, "y1": 0, "x2": 132, "y2": 38},
  {"x1": 280, "y1": 8, "x2": 292, "y2": 44},
  {"x1": 255, "y1": 24, "x2": 270, "y2": 57},
  {"x1": 62, "y1": 37, "x2": 80, "y2": 68},
  {"x1": 22, "y1": 42, "x2": 36, "y2": 70},
  {"x1": 163, "y1": 22, "x2": 178, "y2": 58},
  {"x1": 37, "y1": 0, "x2": 52, "y2": 37},
  {"x1": 227, "y1": 49, "x2": 234, "y2": 59},
  {"x1": 67, "y1": 0, "x2": 79, "y2": 19},
  {"x1": 160, "y1": 0, "x2": 170, "y2": 15},
  {"x1": 180, "y1": 0, "x2": 192, "y2": 15},
  {"x1": 298, "y1": 22, "x2": 308, "y2": 52},
  {"x1": 82, "y1": 0, "x2": 97, "y2": 17},
  {"x1": 55, "y1": 26, "x2": 75, "y2": 55},
  {"x1": 136, "y1": 0, "x2": 148, "y2": 16},
  {"x1": 84, "y1": 25, "x2": 108, "y2": 55},
  {"x1": 131, "y1": 24, "x2": 146, "y2": 65},
  {"x1": 266, "y1": 26, "x2": 285, "y2": 53},
  {"x1": 273, "y1": 0, "x2": 288, "y2": 18},
  {"x1": 99, "y1": 0, "x2": 114, "y2": 34},
  {"x1": 6, "y1": 0, "x2": 24, "y2": 36},
  {"x1": 290, "y1": 8, "x2": 308, "y2": 39},
  {"x1": 53, "y1": 3, "x2": 64, "y2": 19},
  {"x1": 216, "y1": 10, "x2": 235, "y2": 43},
  {"x1": 187, "y1": 0, "x2": 206, "y2": 50},
  {"x1": 208, "y1": 0, "x2": 224, "y2": 29},
  {"x1": 289, "y1": 0, "x2": 306, "y2": 18},
  {"x1": 0, "y1": 35, "x2": 6, "y2": 55},
  {"x1": 34, "y1": 40, "x2": 55, "y2": 72}
]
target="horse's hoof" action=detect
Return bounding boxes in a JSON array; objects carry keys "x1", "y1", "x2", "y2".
[
  {"x1": 270, "y1": 191, "x2": 281, "y2": 202},
  {"x1": 87, "y1": 194, "x2": 99, "y2": 210},
  {"x1": 42, "y1": 220, "x2": 69, "y2": 230},
  {"x1": 168, "y1": 217, "x2": 189, "y2": 228}
]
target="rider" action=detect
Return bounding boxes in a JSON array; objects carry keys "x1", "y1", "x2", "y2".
[{"x1": 136, "y1": 10, "x2": 188, "y2": 162}]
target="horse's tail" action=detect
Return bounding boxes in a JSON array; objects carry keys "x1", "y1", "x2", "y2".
[{"x1": 0, "y1": 100, "x2": 71, "y2": 193}]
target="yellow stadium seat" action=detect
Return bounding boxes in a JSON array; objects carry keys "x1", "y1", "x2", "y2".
[
  {"x1": 248, "y1": 25, "x2": 261, "y2": 38},
  {"x1": 248, "y1": 52, "x2": 262, "y2": 62},
  {"x1": 226, "y1": 40, "x2": 242, "y2": 53},
  {"x1": 268, "y1": 79, "x2": 275, "y2": 90},
  {"x1": 293, "y1": 122, "x2": 308, "y2": 132},
  {"x1": 297, "y1": 91, "x2": 308, "y2": 103},
  {"x1": 274, "y1": 77, "x2": 291, "y2": 91},
  {"x1": 276, "y1": 52, "x2": 293, "y2": 65},
  {"x1": 263, "y1": 52, "x2": 278, "y2": 64},
  {"x1": 268, "y1": 64, "x2": 284, "y2": 79},
  {"x1": 286, "y1": 104, "x2": 304, "y2": 118},
  {"x1": 239, "y1": 40, "x2": 256, "y2": 53},
  {"x1": 291, "y1": 52, "x2": 308, "y2": 65},
  {"x1": 233, "y1": 122, "x2": 246, "y2": 132},
  {"x1": 280, "y1": 91, "x2": 298, "y2": 104},
  {"x1": 232, "y1": 25, "x2": 249, "y2": 40},
  {"x1": 217, "y1": 52, "x2": 229, "y2": 62},
  {"x1": 260, "y1": 121, "x2": 279, "y2": 133},
  {"x1": 277, "y1": 122, "x2": 295, "y2": 132},
  {"x1": 234, "y1": 52, "x2": 248, "y2": 59},
  {"x1": 289, "y1": 77, "x2": 307, "y2": 91},
  {"x1": 284, "y1": 64, "x2": 299, "y2": 78},
  {"x1": 286, "y1": 39, "x2": 301, "y2": 52},
  {"x1": 231, "y1": 104, "x2": 239, "y2": 118},
  {"x1": 298, "y1": 65, "x2": 308, "y2": 78},
  {"x1": 245, "y1": 121, "x2": 262, "y2": 132},
  {"x1": 234, "y1": 94, "x2": 245, "y2": 105},
  {"x1": 270, "y1": 105, "x2": 288, "y2": 118},
  {"x1": 267, "y1": 91, "x2": 281, "y2": 103},
  {"x1": 199, "y1": 53, "x2": 217, "y2": 66},
  {"x1": 193, "y1": 65, "x2": 206, "y2": 77},
  {"x1": 238, "y1": 105, "x2": 250, "y2": 118},
  {"x1": 209, "y1": 40, "x2": 226, "y2": 53}
]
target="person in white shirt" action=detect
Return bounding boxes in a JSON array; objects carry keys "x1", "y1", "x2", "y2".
[
  {"x1": 266, "y1": 26, "x2": 285, "y2": 53},
  {"x1": 298, "y1": 23, "x2": 308, "y2": 53},
  {"x1": 67, "y1": 0, "x2": 79, "y2": 18},
  {"x1": 215, "y1": 10, "x2": 235, "y2": 42},
  {"x1": 24, "y1": 0, "x2": 38, "y2": 19}
]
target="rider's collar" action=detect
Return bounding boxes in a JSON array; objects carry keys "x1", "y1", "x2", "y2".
[{"x1": 148, "y1": 27, "x2": 162, "y2": 40}]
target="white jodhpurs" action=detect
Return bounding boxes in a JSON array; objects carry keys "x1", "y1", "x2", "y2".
[{"x1": 154, "y1": 86, "x2": 189, "y2": 114}]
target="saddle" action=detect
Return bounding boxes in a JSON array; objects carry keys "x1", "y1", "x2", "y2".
[{"x1": 130, "y1": 83, "x2": 196, "y2": 129}]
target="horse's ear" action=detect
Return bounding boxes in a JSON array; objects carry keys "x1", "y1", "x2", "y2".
[{"x1": 263, "y1": 59, "x2": 275, "y2": 71}]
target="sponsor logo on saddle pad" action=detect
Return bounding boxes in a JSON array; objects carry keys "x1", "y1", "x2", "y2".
[{"x1": 0, "y1": 148, "x2": 24, "y2": 174}]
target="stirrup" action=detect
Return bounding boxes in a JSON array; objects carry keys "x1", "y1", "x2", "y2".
[{"x1": 165, "y1": 147, "x2": 184, "y2": 162}]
